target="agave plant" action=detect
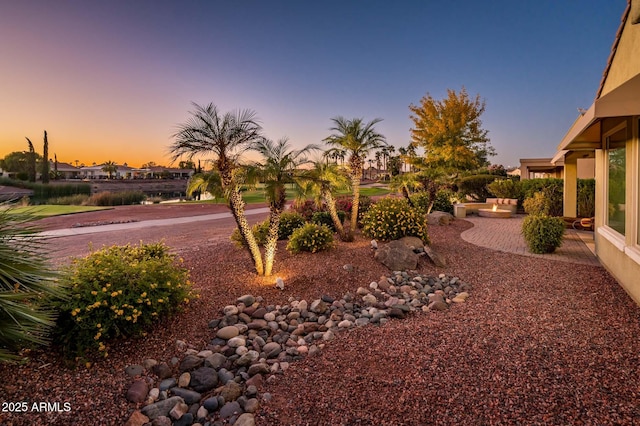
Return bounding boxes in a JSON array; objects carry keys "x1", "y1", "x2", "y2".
[{"x1": 0, "y1": 206, "x2": 62, "y2": 362}]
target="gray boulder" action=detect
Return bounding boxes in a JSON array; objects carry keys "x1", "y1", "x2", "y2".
[
  {"x1": 427, "y1": 211, "x2": 454, "y2": 225},
  {"x1": 374, "y1": 240, "x2": 418, "y2": 271},
  {"x1": 424, "y1": 245, "x2": 447, "y2": 267},
  {"x1": 141, "y1": 396, "x2": 184, "y2": 420}
]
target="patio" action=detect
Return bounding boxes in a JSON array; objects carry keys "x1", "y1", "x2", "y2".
[{"x1": 461, "y1": 214, "x2": 599, "y2": 266}]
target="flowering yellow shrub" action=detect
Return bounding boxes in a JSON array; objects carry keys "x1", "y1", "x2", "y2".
[
  {"x1": 52, "y1": 242, "x2": 196, "y2": 359},
  {"x1": 361, "y1": 197, "x2": 429, "y2": 243}
]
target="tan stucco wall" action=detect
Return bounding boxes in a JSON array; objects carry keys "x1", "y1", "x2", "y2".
[
  {"x1": 577, "y1": 158, "x2": 595, "y2": 179},
  {"x1": 596, "y1": 235, "x2": 640, "y2": 305},
  {"x1": 601, "y1": 4, "x2": 640, "y2": 96}
]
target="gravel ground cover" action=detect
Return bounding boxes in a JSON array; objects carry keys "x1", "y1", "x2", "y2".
[{"x1": 1, "y1": 211, "x2": 639, "y2": 425}]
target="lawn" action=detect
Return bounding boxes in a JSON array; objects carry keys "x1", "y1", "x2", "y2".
[
  {"x1": 6, "y1": 205, "x2": 110, "y2": 217},
  {"x1": 189, "y1": 185, "x2": 391, "y2": 204}
]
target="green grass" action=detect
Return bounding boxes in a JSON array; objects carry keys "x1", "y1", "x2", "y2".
[
  {"x1": 6, "y1": 205, "x2": 110, "y2": 217},
  {"x1": 186, "y1": 185, "x2": 391, "y2": 205}
]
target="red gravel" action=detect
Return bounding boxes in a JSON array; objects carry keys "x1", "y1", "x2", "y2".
[{"x1": 1, "y1": 210, "x2": 639, "y2": 425}]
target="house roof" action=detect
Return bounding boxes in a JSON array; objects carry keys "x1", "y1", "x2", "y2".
[{"x1": 596, "y1": 0, "x2": 632, "y2": 100}]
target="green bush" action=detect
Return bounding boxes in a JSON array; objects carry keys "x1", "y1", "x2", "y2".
[
  {"x1": 287, "y1": 223, "x2": 334, "y2": 254},
  {"x1": 523, "y1": 192, "x2": 549, "y2": 216},
  {"x1": 522, "y1": 215, "x2": 565, "y2": 254},
  {"x1": 487, "y1": 178, "x2": 522, "y2": 200},
  {"x1": 577, "y1": 178, "x2": 595, "y2": 218},
  {"x1": 87, "y1": 191, "x2": 146, "y2": 206},
  {"x1": 457, "y1": 174, "x2": 496, "y2": 201},
  {"x1": 0, "y1": 178, "x2": 91, "y2": 203},
  {"x1": 278, "y1": 212, "x2": 306, "y2": 239},
  {"x1": 520, "y1": 178, "x2": 563, "y2": 215},
  {"x1": 361, "y1": 197, "x2": 429, "y2": 243},
  {"x1": 311, "y1": 210, "x2": 346, "y2": 231},
  {"x1": 431, "y1": 189, "x2": 455, "y2": 214},
  {"x1": 48, "y1": 194, "x2": 91, "y2": 205},
  {"x1": 52, "y1": 242, "x2": 195, "y2": 358}
]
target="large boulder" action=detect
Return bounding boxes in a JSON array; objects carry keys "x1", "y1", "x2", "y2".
[
  {"x1": 398, "y1": 236, "x2": 425, "y2": 251},
  {"x1": 424, "y1": 245, "x2": 447, "y2": 268},
  {"x1": 427, "y1": 211, "x2": 454, "y2": 226},
  {"x1": 374, "y1": 240, "x2": 418, "y2": 271}
]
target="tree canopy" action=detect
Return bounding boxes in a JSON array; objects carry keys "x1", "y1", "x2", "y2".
[{"x1": 409, "y1": 87, "x2": 494, "y2": 173}]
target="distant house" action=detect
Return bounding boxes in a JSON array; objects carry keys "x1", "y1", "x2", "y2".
[
  {"x1": 147, "y1": 166, "x2": 194, "y2": 179},
  {"x1": 49, "y1": 161, "x2": 80, "y2": 179},
  {"x1": 552, "y1": 0, "x2": 640, "y2": 303}
]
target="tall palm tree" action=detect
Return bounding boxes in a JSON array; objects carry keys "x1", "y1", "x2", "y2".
[
  {"x1": 169, "y1": 102, "x2": 266, "y2": 275},
  {"x1": 324, "y1": 117, "x2": 386, "y2": 238},
  {"x1": 301, "y1": 161, "x2": 351, "y2": 241},
  {"x1": 0, "y1": 207, "x2": 62, "y2": 362},
  {"x1": 101, "y1": 161, "x2": 118, "y2": 179},
  {"x1": 398, "y1": 147, "x2": 408, "y2": 172},
  {"x1": 246, "y1": 138, "x2": 317, "y2": 276}
]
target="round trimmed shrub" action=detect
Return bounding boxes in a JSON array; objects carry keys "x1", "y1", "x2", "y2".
[
  {"x1": 361, "y1": 197, "x2": 429, "y2": 243},
  {"x1": 52, "y1": 242, "x2": 195, "y2": 358},
  {"x1": 286, "y1": 223, "x2": 334, "y2": 254},
  {"x1": 522, "y1": 215, "x2": 566, "y2": 254}
]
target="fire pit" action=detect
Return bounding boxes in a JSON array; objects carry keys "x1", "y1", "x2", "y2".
[{"x1": 478, "y1": 204, "x2": 512, "y2": 218}]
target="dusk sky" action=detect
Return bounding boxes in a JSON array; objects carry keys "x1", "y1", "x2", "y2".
[{"x1": 0, "y1": 1, "x2": 625, "y2": 168}]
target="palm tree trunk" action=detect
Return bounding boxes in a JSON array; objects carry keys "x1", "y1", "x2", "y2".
[
  {"x1": 228, "y1": 188, "x2": 264, "y2": 276},
  {"x1": 324, "y1": 191, "x2": 349, "y2": 241},
  {"x1": 263, "y1": 208, "x2": 281, "y2": 277},
  {"x1": 350, "y1": 172, "x2": 361, "y2": 238}
]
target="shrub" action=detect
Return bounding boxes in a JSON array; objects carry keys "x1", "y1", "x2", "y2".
[
  {"x1": 409, "y1": 189, "x2": 454, "y2": 214},
  {"x1": 334, "y1": 195, "x2": 353, "y2": 214},
  {"x1": 457, "y1": 174, "x2": 496, "y2": 201},
  {"x1": 522, "y1": 215, "x2": 565, "y2": 254},
  {"x1": 311, "y1": 210, "x2": 346, "y2": 231},
  {"x1": 52, "y1": 242, "x2": 195, "y2": 358},
  {"x1": 520, "y1": 178, "x2": 563, "y2": 215},
  {"x1": 87, "y1": 191, "x2": 146, "y2": 206},
  {"x1": 361, "y1": 197, "x2": 429, "y2": 243},
  {"x1": 523, "y1": 192, "x2": 549, "y2": 216},
  {"x1": 287, "y1": 223, "x2": 334, "y2": 254},
  {"x1": 487, "y1": 178, "x2": 522, "y2": 200},
  {"x1": 48, "y1": 194, "x2": 90, "y2": 205},
  {"x1": 431, "y1": 189, "x2": 455, "y2": 214},
  {"x1": 277, "y1": 212, "x2": 306, "y2": 239},
  {"x1": 290, "y1": 200, "x2": 322, "y2": 221},
  {"x1": 577, "y1": 178, "x2": 595, "y2": 218}
]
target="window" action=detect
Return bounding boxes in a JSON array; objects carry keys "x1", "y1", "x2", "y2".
[{"x1": 606, "y1": 127, "x2": 627, "y2": 235}]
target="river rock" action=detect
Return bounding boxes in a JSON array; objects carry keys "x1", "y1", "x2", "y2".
[
  {"x1": 170, "y1": 387, "x2": 202, "y2": 405},
  {"x1": 179, "y1": 355, "x2": 203, "y2": 372},
  {"x1": 220, "y1": 381, "x2": 243, "y2": 402},
  {"x1": 124, "y1": 410, "x2": 149, "y2": 426},
  {"x1": 189, "y1": 367, "x2": 218, "y2": 392},
  {"x1": 141, "y1": 396, "x2": 184, "y2": 420},
  {"x1": 126, "y1": 379, "x2": 149, "y2": 403},
  {"x1": 217, "y1": 326, "x2": 240, "y2": 340},
  {"x1": 235, "y1": 413, "x2": 256, "y2": 426}
]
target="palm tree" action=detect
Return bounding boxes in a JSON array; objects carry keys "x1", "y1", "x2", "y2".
[
  {"x1": 169, "y1": 102, "x2": 266, "y2": 275},
  {"x1": 301, "y1": 161, "x2": 351, "y2": 241},
  {"x1": 0, "y1": 207, "x2": 63, "y2": 362},
  {"x1": 324, "y1": 117, "x2": 386, "y2": 238},
  {"x1": 389, "y1": 172, "x2": 422, "y2": 206},
  {"x1": 367, "y1": 159, "x2": 374, "y2": 179},
  {"x1": 398, "y1": 147, "x2": 408, "y2": 172},
  {"x1": 246, "y1": 138, "x2": 317, "y2": 276},
  {"x1": 101, "y1": 161, "x2": 118, "y2": 179}
]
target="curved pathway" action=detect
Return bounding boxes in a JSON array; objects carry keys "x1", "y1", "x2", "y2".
[{"x1": 461, "y1": 214, "x2": 600, "y2": 266}]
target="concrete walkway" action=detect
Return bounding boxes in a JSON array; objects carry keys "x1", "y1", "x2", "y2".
[
  {"x1": 461, "y1": 214, "x2": 600, "y2": 266},
  {"x1": 38, "y1": 207, "x2": 270, "y2": 238}
]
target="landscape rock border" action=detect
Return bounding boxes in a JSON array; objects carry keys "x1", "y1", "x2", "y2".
[{"x1": 125, "y1": 271, "x2": 472, "y2": 425}]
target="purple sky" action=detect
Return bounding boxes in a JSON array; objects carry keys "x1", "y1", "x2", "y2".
[{"x1": 0, "y1": 1, "x2": 625, "y2": 167}]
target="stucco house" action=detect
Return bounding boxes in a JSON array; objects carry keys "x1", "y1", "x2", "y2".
[
  {"x1": 552, "y1": 0, "x2": 640, "y2": 303},
  {"x1": 519, "y1": 157, "x2": 595, "y2": 180}
]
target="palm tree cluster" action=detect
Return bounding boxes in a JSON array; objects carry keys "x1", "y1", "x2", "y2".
[{"x1": 170, "y1": 103, "x2": 390, "y2": 276}]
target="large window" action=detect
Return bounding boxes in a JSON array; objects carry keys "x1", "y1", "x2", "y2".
[{"x1": 607, "y1": 127, "x2": 627, "y2": 235}]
